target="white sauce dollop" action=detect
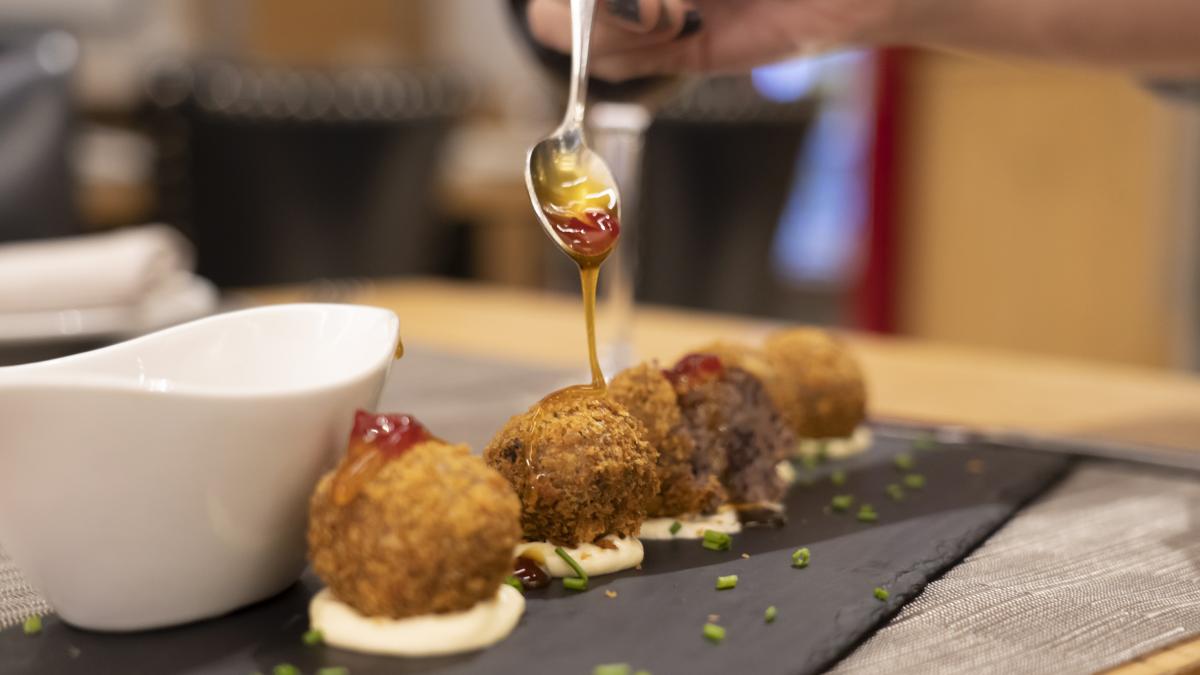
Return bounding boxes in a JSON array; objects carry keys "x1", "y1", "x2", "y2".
[
  {"x1": 776, "y1": 460, "x2": 797, "y2": 485},
  {"x1": 638, "y1": 506, "x2": 742, "y2": 540},
  {"x1": 795, "y1": 425, "x2": 873, "y2": 459},
  {"x1": 309, "y1": 585, "x2": 524, "y2": 657},
  {"x1": 514, "y1": 534, "x2": 643, "y2": 577}
]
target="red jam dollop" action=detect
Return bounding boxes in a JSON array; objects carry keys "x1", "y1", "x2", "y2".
[
  {"x1": 543, "y1": 208, "x2": 621, "y2": 259},
  {"x1": 663, "y1": 353, "x2": 725, "y2": 388},
  {"x1": 332, "y1": 410, "x2": 433, "y2": 506}
]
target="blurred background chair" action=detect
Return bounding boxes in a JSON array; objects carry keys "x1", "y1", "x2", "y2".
[
  {"x1": 143, "y1": 60, "x2": 472, "y2": 287},
  {"x1": 638, "y1": 76, "x2": 818, "y2": 318},
  {"x1": 0, "y1": 26, "x2": 80, "y2": 243}
]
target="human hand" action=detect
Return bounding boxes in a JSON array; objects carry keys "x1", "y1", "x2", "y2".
[{"x1": 525, "y1": 0, "x2": 906, "y2": 81}]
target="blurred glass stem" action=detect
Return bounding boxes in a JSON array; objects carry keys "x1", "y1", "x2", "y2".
[{"x1": 589, "y1": 101, "x2": 651, "y2": 373}]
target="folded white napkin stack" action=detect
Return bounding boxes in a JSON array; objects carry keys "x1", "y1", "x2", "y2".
[{"x1": 0, "y1": 225, "x2": 194, "y2": 313}]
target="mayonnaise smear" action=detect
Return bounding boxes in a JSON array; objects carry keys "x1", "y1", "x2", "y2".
[
  {"x1": 514, "y1": 534, "x2": 643, "y2": 576},
  {"x1": 795, "y1": 425, "x2": 873, "y2": 459},
  {"x1": 309, "y1": 584, "x2": 524, "y2": 657},
  {"x1": 638, "y1": 505, "x2": 742, "y2": 540}
]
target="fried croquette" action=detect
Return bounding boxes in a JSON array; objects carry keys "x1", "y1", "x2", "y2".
[
  {"x1": 484, "y1": 393, "x2": 658, "y2": 546},
  {"x1": 673, "y1": 363, "x2": 795, "y2": 505},
  {"x1": 763, "y1": 328, "x2": 867, "y2": 439},
  {"x1": 609, "y1": 363, "x2": 726, "y2": 517},
  {"x1": 308, "y1": 441, "x2": 521, "y2": 620}
]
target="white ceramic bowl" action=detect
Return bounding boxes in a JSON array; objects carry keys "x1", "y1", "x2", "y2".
[{"x1": 0, "y1": 304, "x2": 399, "y2": 631}]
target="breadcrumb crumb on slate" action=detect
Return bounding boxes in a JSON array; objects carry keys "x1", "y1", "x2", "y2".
[
  {"x1": 484, "y1": 394, "x2": 659, "y2": 546},
  {"x1": 308, "y1": 441, "x2": 521, "y2": 620},
  {"x1": 609, "y1": 363, "x2": 726, "y2": 517},
  {"x1": 763, "y1": 328, "x2": 867, "y2": 440}
]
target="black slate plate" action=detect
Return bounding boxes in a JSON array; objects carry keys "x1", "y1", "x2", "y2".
[{"x1": 0, "y1": 429, "x2": 1070, "y2": 675}]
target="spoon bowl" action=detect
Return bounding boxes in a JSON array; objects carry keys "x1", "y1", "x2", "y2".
[
  {"x1": 0, "y1": 304, "x2": 399, "y2": 631},
  {"x1": 524, "y1": 0, "x2": 621, "y2": 263},
  {"x1": 525, "y1": 134, "x2": 621, "y2": 261}
]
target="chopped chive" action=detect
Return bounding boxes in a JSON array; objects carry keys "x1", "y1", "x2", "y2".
[
  {"x1": 593, "y1": 664, "x2": 632, "y2": 675},
  {"x1": 554, "y1": 546, "x2": 588, "y2": 581},
  {"x1": 830, "y1": 494, "x2": 854, "y2": 512},
  {"x1": 903, "y1": 473, "x2": 926, "y2": 489},
  {"x1": 703, "y1": 623, "x2": 726, "y2": 644},
  {"x1": 856, "y1": 505, "x2": 878, "y2": 523},
  {"x1": 505, "y1": 575, "x2": 524, "y2": 592},
  {"x1": 816, "y1": 441, "x2": 830, "y2": 462},
  {"x1": 893, "y1": 452, "x2": 915, "y2": 470},
  {"x1": 702, "y1": 529, "x2": 732, "y2": 551},
  {"x1": 634, "y1": 670, "x2": 652, "y2": 675},
  {"x1": 273, "y1": 665, "x2": 301, "y2": 675},
  {"x1": 886, "y1": 483, "x2": 905, "y2": 501},
  {"x1": 765, "y1": 605, "x2": 778, "y2": 623},
  {"x1": 791, "y1": 547, "x2": 811, "y2": 568},
  {"x1": 801, "y1": 453, "x2": 819, "y2": 470},
  {"x1": 301, "y1": 628, "x2": 323, "y2": 646},
  {"x1": 316, "y1": 668, "x2": 350, "y2": 675},
  {"x1": 830, "y1": 469, "x2": 847, "y2": 486},
  {"x1": 716, "y1": 575, "x2": 738, "y2": 590},
  {"x1": 22, "y1": 615, "x2": 42, "y2": 636},
  {"x1": 563, "y1": 576, "x2": 588, "y2": 591},
  {"x1": 874, "y1": 587, "x2": 890, "y2": 601},
  {"x1": 669, "y1": 520, "x2": 682, "y2": 536}
]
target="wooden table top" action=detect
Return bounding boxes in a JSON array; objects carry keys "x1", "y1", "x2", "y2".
[
  {"x1": 249, "y1": 277, "x2": 1200, "y2": 454},
  {"x1": 246, "y1": 277, "x2": 1200, "y2": 672}
]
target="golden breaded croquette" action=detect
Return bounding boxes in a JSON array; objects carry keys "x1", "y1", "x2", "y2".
[
  {"x1": 763, "y1": 328, "x2": 867, "y2": 439},
  {"x1": 609, "y1": 363, "x2": 726, "y2": 517},
  {"x1": 484, "y1": 393, "x2": 658, "y2": 546},
  {"x1": 308, "y1": 441, "x2": 521, "y2": 620}
]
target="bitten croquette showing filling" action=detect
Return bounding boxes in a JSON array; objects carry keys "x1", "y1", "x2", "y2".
[
  {"x1": 609, "y1": 362, "x2": 726, "y2": 517},
  {"x1": 672, "y1": 362, "x2": 795, "y2": 506}
]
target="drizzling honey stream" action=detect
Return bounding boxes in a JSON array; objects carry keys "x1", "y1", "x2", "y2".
[
  {"x1": 520, "y1": 158, "x2": 622, "y2": 478},
  {"x1": 534, "y1": 156, "x2": 621, "y2": 396}
]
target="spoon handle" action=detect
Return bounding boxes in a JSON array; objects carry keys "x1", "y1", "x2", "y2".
[{"x1": 563, "y1": 0, "x2": 597, "y2": 130}]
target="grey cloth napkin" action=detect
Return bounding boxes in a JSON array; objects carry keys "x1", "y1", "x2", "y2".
[
  {"x1": 0, "y1": 551, "x2": 48, "y2": 628},
  {"x1": 3, "y1": 347, "x2": 1199, "y2": 675},
  {"x1": 832, "y1": 462, "x2": 1200, "y2": 674}
]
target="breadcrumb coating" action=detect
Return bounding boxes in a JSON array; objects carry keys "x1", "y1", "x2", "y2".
[
  {"x1": 763, "y1": 328, "x2": 867, "y2": 439},
  {"x1": 610, "y1": 363, "x2": 726, "y2": 516},
  {"x1": 308, "y1": 441, "x2": 521, "y2": 619},
  {"x1": 484, "y1": 393, "x2": 659, "y2": 546}
]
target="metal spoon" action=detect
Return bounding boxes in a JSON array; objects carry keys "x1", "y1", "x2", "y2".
[{"x1": 524, "y1": 0, "x2": 621, "y2": 260}]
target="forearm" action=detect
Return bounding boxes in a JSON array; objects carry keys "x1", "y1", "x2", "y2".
[{"x1": 887, "y1": 0, "x2": 1200, "y2": 75}]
